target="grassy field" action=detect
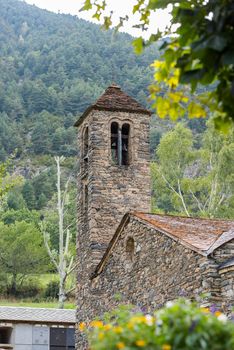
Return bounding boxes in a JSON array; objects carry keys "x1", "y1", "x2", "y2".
[
  {"x1": 0, "y1": 273, "x2": 76, "y2": 309},
  {"x1": 35, "y1": 273, "x2": 75, "y2": 289},
  {"x1": 0, "y1": 299, "x2": 75, "y2": 309},
  {"x1": 37, "y1": 273, "x2": 59, "y2": 286}
]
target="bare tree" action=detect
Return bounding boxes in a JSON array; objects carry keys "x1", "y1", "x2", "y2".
[{"x1": 40, "y1": 156, "x2": 76, "y2": 308}]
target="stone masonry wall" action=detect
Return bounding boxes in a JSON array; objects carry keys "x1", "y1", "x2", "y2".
[
  {"x1": 219, "y1": 266, "x2": 234, "y2": 314},
  {"x1": 87, "y1": 110, "x2": 151, "y2": 266},
  {"x1": 212, "y1": 239, "x2": 234, "y2": 264},
  {"x1": 214, "y1": 239, "x2": 234, "y2": 314},
  {"x1": 76, "y1": 217, "x2": 234, "y2": 349},
  {"x1": 77, "y1": 217, "x2": 206, "y2": 326},
  {"x1": 77, "y1": 218, "x2": 234, "y2": 324},
  {"x1": 76, "y1": 109, "x2": 151, "y2": 347}
]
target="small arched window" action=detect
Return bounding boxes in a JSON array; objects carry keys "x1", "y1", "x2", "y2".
[
  {"x1": 111, "y1": 122, "x2": 131, "y2": 166},
  {"x1": 126, "y1": 237, "x2": 135, "y2": 262},
  {"x1": 83, "y1": 127, "x2": 89, "y2": 162},
  {"x1": 111, "y1": 122, "x2": 119, "y2": 165},
  {"x1": 122, "y1": 123, "x2": 130, "y2": 165}
]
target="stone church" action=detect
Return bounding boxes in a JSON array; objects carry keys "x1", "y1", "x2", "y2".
[{"x1": 75, "y1": 84, "x2": 234, "y2": 347}]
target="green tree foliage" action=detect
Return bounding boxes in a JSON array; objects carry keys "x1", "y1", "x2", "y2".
[
  {"x1": 21, "y1": 168, "x2": 56, "y2": 210},
  {"x1": 7, "y1": 187, "x2": 26, "y2": 210},
  {"x1": 82, "y1": 0, "x2": 234, "y2": 130},
  {"x1": 22, "y1": 181, "x2": 36, "y2": 210},
  {"x1": 42, "y1": 187, "x2": 77, "y2": 251},
  {"x1": 32, "y1": 168, "x2": 56, "y2": 208},
  {"x1": 0, "y1": 160, "x2": 20, "y2": 208},
  {"x1": 0, "y1": 113, "x2": 23, "y2": 161},
  {"x1": 0, "y1": 207, "x2": 40, "y2": 226},
  {"x1": 0, "y1": 221, "x2": 48, "y2": 295},
  {"x1": 0, "y1": 0, "x2": 158, "y2": 158},
  {"x1": 152, "y1": 124, "x2": 196, "y2": 216},
  {"x1": 0, "y1": 162, "x2": 11, "y2": 202},
  {"x1": 152, "y1": 122, "x2": 234, "y2": 218}
]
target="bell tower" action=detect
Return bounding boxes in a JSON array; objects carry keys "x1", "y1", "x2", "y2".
[{"x1": 75, "y1": 84, "x2": 151, "y2": 299}]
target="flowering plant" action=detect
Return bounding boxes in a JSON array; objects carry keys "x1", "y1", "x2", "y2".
[{"x1": 80, "y1": 300, "x2": 234, "y2": 350}]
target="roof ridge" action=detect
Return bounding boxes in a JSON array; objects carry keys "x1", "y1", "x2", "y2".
[
  {"x1": 0, "y1": 306, "x2": 75, "y2": 324},
  {"x1": 133, "y1": 211, "x2": 234, "y2": 223},
  {"x1": 91, "y1": 211, "x2": 234, "y2": 278},
  {"x1": 74, "y1": 84, "x2": 151, "y2": 127},
  {"x1": 0, "y1": 306, "x2": 75, "y2": 311}
]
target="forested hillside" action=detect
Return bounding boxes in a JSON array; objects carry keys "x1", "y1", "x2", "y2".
[
  {"x1": 0, "y1": 0, "x2": 160, "y2": 161},
  {"x1": 0, "y1": 0, "x2": 161, "y2": 299}
]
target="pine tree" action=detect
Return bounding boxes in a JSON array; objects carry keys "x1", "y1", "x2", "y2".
[{"x1": 22, "y1": 181, "x2": 36, "y2": 210}]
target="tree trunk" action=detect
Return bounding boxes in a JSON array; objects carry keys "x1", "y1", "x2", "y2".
[
  {"x1": 42, "y1": 156, "x2": 75, "y2": 309},
  {"x1": 58, "y1": 273, "x2": 66, "y2": 309}
]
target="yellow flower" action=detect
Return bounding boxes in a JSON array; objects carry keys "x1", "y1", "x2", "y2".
[
  {"x1": 127, "y1": 322, "x2": 133, "y2": 329},
  {"x1": 116, "y1": 342, "x2": 125, "y2": 349},
  {"x1": 168, "y1": 75, "x2": 179, "y2": 88},
  {"x1": 113, "y1": 326, "x2": 123, "y2": 334},
  {"x1": 98, "y1": 332, "x2": 104, "y2": 340},
  {"x1": 103, "y1": 324, "x2": 112, "y2": 331},
  {"x1": 90, "y1": 320, "x2": 103, "y2": 328},
  {"x1": 151, "y1": 60, "x2": 163, "y2": 69},
  {"x1": 162, "y1": 344, "x2": 171, "y2": 350},
  {"x1": 78, "y1": 322, "x2": 86, "y2": 332},
  {"x1": 136, "y1": 339, "x2": 146, "y2": 347},
  {"x1": 215, "y1": 311, "x2": 222, "y2": 317},
  {"x1": 201, "y1": 307, "x2": 210, "y2": 313},
  {"x1": 130, "y1": 315, "x2": 146, "y2": 324}
]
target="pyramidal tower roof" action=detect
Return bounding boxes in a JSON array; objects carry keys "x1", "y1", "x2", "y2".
[{"x1": 74, "y1": 84, "x2": 151, "y2": 127}]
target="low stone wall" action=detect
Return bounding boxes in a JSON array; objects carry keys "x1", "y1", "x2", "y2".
[{"x1": 212, "y1": 239, "x2": 234, "y2": 313}]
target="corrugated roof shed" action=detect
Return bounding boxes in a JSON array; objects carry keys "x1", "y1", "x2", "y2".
[
  {"x1": 0, "y1": 307, "x2": 75, "y2": 325},
  {"x1": 74, "y1": 84, "x2": 151, "y2": 127}
]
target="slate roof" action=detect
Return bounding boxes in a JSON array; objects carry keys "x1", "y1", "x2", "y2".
[
  {"x1": 74, "y1": 84, "x2": 151, "y2": 127},
  {"x1": 134, "y1": 212, "x2": 234, "y2": 255},
  {"x1": 92, "y1": 212, "x2": 234, "y2": 278},
  {"x1": 0, "y1": 307, "x2": 75, "y2": 325}
]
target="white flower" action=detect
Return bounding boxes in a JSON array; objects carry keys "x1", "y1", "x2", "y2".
[
  {"x1": 145, "y1": 315, "x2": 153, "y2": 326},
  {"x1": 217, "y1": 314, "x2": 228, "y2": 322},
  {"x1": 155, "y1": 318, "x2": 163, "y2": 335},
  {"x1": 166, "y1": 301, "x2": 174, "y2": 308}
]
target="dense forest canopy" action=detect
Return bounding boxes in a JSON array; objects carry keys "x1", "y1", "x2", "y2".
[{"x1": 0, "y1": 0, "x2": 161, "y2": 160}]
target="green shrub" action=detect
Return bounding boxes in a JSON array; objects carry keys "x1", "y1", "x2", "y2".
[
  {"x1": 0, "y1": 273, "x2": 8, "y2": 295},
  {"x1": 43, "y1": 280, "x2": 59, "y2": 299},
  {"x1": 84, "y1": 300, "x2": 234, "y2": 350},
  {"x1": 11, "y1": 277, "x2": 42, "y2": 298}
]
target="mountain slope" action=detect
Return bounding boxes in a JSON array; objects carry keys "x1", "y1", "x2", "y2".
[
  {"x1": 0, "y1": 0, "x2": 160, "y2": 159},
  {"x1": 0, "y1": 0, "x2": 207, "y2": 163}
]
